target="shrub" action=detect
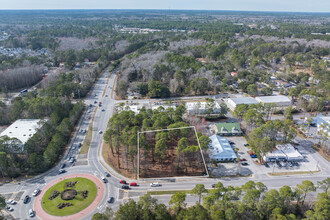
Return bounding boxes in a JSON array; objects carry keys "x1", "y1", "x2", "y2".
[
  {"x1": 57, "y1": 202, "x2": 73, "y2": 209},
  {"x1": 48, "y1": 190, "x2": 60, "y2": 200}
]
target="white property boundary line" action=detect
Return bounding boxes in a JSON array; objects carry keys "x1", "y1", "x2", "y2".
[{"x1": 137, "y1": 126, "x2": 209, "y2": 180}]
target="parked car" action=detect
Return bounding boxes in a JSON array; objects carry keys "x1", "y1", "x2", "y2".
[
  {"x1": 240, "y1": 158, "x2": 247, "y2": 161},
  {"x1": 94, "y1": 101, "x2": 97, "y2": 104},
  {"x1": 58, "y1": 169, "x2": 66, "y2": 174},
  {"x1": 121, "y1": 185, "x2": 129, "y2": 190},
  {"x1": 60, "y1": 163, "x2": 66, "y2": 169},
  {"x1": 32, "y1": 189, "x2": 40, "y2": 197},
  {"x1": 264, "y1": 163, "x2": 270, "y2": 168},
  {"x1": 120, "y1": 180, "x2": 127, "y2": 184},
  {"x1": 102, "y1": 109, "x2": 105, "y2": 112},
  {"x1": 67, "y1": 156, "x2": 71, "y2": 161},
  {"x1": 6, "y1": 206, "x2": 13, "y2": 212},
  {"x1": 88, "y1": 116, "x2": 91, "y2": 119},
  {"x1": 229, "y1": 141, "x2": 235, "y2": 145},
  {"x1": 99, "y1": 130, "x2": 103, "y2": 134},
  {"x1": 107, "y1": 197, "x2": 114, "y2": 203},
  {"x1": 150, "y1": 182, "x2": 161, "y2": 187},
  {"x1": 241, "y1": 162, "x2": 249, "y2": 166},
  {"x1": 29, "y1": 209, "x2": 35, "y2": 217},
  {"x1": 69, "y1": 157, "x2": 75, "y2": 163},
  {"x1": 23, "y1": 195, "x2": 30, "y2": 204},
  {"x1": 101, "y1": 176, "x2": 107, "y2": 183},
  {"x1": 78, "y1": 143, "x2": 82, "y2": 148},
  {"x1": 7, "y1": 199, "x2": 16, "y2": 205},
  {"x1": 211, "y1": 184, "x2": 216, "y2": 188},
  {"x1": 105, "y1": 172, "x2": 110, "y2": 177},
  {"x1": 244, "y1": 144, "x2": 249, "y2": 147},
  {"x1": 129, "y1": 182, "x2": 137, "y2": 186}
]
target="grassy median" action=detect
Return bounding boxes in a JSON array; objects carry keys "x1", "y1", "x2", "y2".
[{"x1": 41, "y1": 177, "x2": 97, "y2": 216}]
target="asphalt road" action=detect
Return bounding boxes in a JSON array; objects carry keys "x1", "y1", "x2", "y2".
[{"x1": 0, "y1": 65, "x2": 329, "y2": 219}]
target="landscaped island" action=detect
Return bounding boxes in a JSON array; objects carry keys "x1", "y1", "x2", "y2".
[{"x1": 41, "y1": 177, "x2": 97, "y2": 216}]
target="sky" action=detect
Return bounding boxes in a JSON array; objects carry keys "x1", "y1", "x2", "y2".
[{"x1": 1, "y1": 0, "x2": 330, "y2": 12}]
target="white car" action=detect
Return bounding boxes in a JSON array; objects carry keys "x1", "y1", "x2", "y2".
[
  {"x1": 7, "y1": 199, "x2": 16, "y2": 205},
  {"x1": 6, "y1": 206, "x2": 14, "y2": 212},
  {"x1": 32, "y1": 189, "x2": 40, "y2": 197},
  {"x1": 29, "y1": 209, "x2": 35, "y2": 217},
  {"x1": 150, "y1": 182, "x2": 161, "y2": 187}
]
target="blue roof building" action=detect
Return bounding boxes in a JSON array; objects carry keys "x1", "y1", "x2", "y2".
[{"x1": 208, "y1": 135, "x2": 237, "y2": 162}]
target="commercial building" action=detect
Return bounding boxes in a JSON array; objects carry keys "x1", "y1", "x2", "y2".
[
  {"x1": 226, "y1": 97, "x2": 258, "y2": 111},
  {"x1": 0, "y1": 119, "x2": 43, "y2": 153},
  {"x1": 255, "y1": 95, "x2": 291, "y2": 107},
  {"x1": 263, "y1": 144, "x2": 303, "y2": 162},
  {"x1": 314, "y1": 114, "x2": 330, "y2": 136},
  {"x1": 208, "y1": 135, "x2": 237, "y2": 162},
  {"x1": 210, "y1": 123, "x2": 242, "y2": 136},
  {"x1": 185, "y1": 102, "x2": 221, "y2": 115}
]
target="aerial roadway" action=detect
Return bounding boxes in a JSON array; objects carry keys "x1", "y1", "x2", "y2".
[{"x1": 0, "y1": 64, "x2": 329, "y2": 220}]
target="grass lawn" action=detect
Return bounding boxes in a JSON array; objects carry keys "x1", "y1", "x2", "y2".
[
  {"x1": 268, "y1": 170, "x2": 320, "y2": 176},
  {"x1": 41, "y1": 177, "x2": 97, "y2": 216}
]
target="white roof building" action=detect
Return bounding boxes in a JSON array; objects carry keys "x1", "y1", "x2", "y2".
[
  {"x1": 314, "y1": 114, "x2": 330, "y2": 136},
  {"x1": 208, "y1": 135, "x2": 237, "y2": 162},
  {"x1": 263, "y1": 144, "x2": 303, "y2": 162},
  {"x1": 255, "y1": 95, "x2": 291, "y2": 107},
  {"x1": 0, "y1": 119, "x2": 43, "y2": 153},
  {"x1": 0, "y1": 119, "x2": 42, "y2": 144},
  {"x1": 185, "y1": 102, "x2": 221, "y2": 115},
  {"x1": 226, "y1": 97, "x2": 259, "y2": 111}
]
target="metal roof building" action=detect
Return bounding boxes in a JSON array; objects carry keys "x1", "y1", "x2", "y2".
[
  {"x1": 255, "y1": 95, "x2": 291, "y2": 107},
  {"x1": 226, "y1": 97, "x2": 258, "y2": 111},
  {"x1": 208, "y1": 135, "x2": 237, "y2": 162}
]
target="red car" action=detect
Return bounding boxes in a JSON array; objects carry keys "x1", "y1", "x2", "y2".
[
  {"x1": 240, "y1": 158, "x2": 247, "y2": 161},
  {"x1": 129, "y1": 182, "x2": 137, "y2": 186},
  {"x1": 120, "y1": 180, "x2": 127, "y2": 184}
]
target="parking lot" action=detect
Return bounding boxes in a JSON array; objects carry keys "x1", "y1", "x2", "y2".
[{"x1": 213, "y1": 136, "x2": 322, "y2": 177}]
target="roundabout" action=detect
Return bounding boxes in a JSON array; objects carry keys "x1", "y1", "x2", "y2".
[{"x1": 34, "y1": 174, "x2": 104, "y2": 220}]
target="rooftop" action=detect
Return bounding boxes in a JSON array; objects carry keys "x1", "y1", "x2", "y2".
[
  {"x1": 255, "y1": 95, "x2": 291, "y2": 103},
  {"x1": 228, "y1": 97, "x2": 258, "y2": 105},
  {"x1": 185, "y1": 102, "x2": 220, "y2": 110},
  {"x1": 215, "y1": 123, "x2": 242, "y2": 134},
  {"x1": 0, "y1": 119, "x2": 43, "y2": 144},
  {"x1": 208, "y1": 135, "x2": 237, "y2": 160}
]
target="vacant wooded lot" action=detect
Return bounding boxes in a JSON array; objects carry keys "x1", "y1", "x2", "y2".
[{"x1": 138, "y1": 127, "x2": 207, "y2": 178}]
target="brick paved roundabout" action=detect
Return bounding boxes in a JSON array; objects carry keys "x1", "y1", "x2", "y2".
[{"x1": 34, "y1": 174, "x2": 104, "y2": 220}]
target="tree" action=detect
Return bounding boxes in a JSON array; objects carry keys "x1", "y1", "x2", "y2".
[
  {"x1": 0, "y1": 194, "x2": 5, "y2": 210},
  {"x1": 234, "y1": 104, "x2": 248, "y2": 121},
  {"x1": 92, "y1": 213, "x2": 110, "y2": 220},
  {"x1": 191, "y1": 184, "x2": 207, "y2": 204},
  {"x1": 284, "y1": 106, "x2": 293, "y2": 121},
  {"x1": 155, "y1": 138, "x2": 167, "y2": 160},
  {"x1": 169, "y1": 192, "x2": 186, "y2": 212},
  {"x1": 247, "y1": 84, "x2": 258, "y2": 96},
  {"x1": 115, "y1": 199, "x2": 139, "y2": 220},
  {"x1": 317, "y1": 178, "x2": 330, "y2": 194},
  {"x1": 261, "y1": 87, "x2": 273, "y2": 96},
  {"x1": 198, "y1": 135, "x2": 211, "y2": 150},
  {"x1": 65, "y1": 49, "x2": 77, "y2": 70},
  {"x1": 177, "y1": 137, "x2": 188, "y2": 167},
  {"x1": 295, "y1": 180, "x2": 316, "y2": 206},
  {"x1": 183, "y1": 204, "x2": 209, "y2": 220},
  {"x1": 137, "y1": 82, "x2": 149, "y2": 96}
]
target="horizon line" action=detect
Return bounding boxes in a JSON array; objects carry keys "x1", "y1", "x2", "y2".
[{"x1": 0, "y1": 8, "x2": 329, "y2": 13}]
